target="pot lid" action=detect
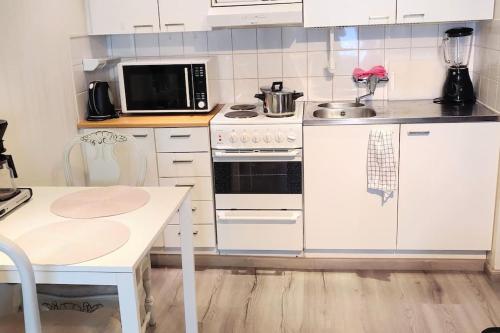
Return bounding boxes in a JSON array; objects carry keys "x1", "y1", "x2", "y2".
[{"x1": 260, "y1": 81, "x2": 298, "y2": 95}]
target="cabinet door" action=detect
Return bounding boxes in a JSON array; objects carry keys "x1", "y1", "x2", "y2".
[
  {"x1": 304, "y1": 0, "x2": 396, "y2": 27},
  {"x1": 398, "y1": 123, "x2": 500, "y2": 251},
  {"x1": 158, "y1": 0, "x2": 210, "y2": 32},
  {"x1": 304, "y1": 125, "x2": 400, "y2": 251},
  {"x1": 397, "y1": 0, "x2": 494, "y2": 23},
  {"x1": 86, "y1": 0, "x2": 160, "y2": 35}
]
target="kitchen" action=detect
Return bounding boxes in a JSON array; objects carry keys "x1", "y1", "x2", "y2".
[{"x1": 1, "y1": 0, "x2": 500, "y2": 332}]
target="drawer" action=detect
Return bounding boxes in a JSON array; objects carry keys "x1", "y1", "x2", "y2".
[
  {"x1": 163, "y1": 224, "x2": 216, "y2": 249},
  {"x1": 216, "y1": 210, "x2": 303, "y2": 252},
  {"x1": 157, "y1": 152, "x2": 211, "y2": 177},
  {"x1": 155, "y1": 128, "x2": 210, "y2": 153},
  {"x1": 168, "y1": 201, "x2": 215, "y2": 225},
  {"x1": 153, "y1": 211, "x2": 180, "y2": 247},
  {"x1": 159, "y1": 177, "x2": 213, "y2": 201}
]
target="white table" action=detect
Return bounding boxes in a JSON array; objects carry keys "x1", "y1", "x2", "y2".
[{"x1": 0, "y1": 187, "x2": 198, "y2": 333}]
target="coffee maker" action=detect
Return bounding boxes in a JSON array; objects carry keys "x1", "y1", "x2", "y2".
[
  {"x1": 0, "y1": 120, "x2": 32, "y2": 218},
  {"x1": 435, "y1": 27, "x2": 476, "y2": 105}
]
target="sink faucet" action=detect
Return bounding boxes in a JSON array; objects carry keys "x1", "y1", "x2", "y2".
[{"x1": 355, "y1": 74, "x2": 389, "y2": 104}]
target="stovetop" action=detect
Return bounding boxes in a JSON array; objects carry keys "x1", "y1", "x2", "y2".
[{"x1": 211, "y1": 102, "x2": 304, "y2": 126}]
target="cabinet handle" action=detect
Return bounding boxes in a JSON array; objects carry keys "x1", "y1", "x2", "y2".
[
  {"x1": 170, "y1": 134, "x2": 191, "y2": 139},
  {"x1": 173, "y1": 160, "x2": 194, "y2": 164},
  {"x1": 177, "y1": 231, "x2": 199, "y2": 236},
  {"x1": 133, "y1": 24, "x2": 154, "y2": 28},
  {"x1": 369, "y1": 16, "x2": 390, "y2": 20},
  {"x1": 175, "y1": 184, "x2": 195, "y2": 188},
  {"x1": 132, "y1": 134, "x2": 148, "y2": 138},
  {"x1": 403, "y1": 13, "x2": 425, "y2": 19},
  {"x1": 192, "y1": 207, "x2": 198, "y2": 212},
  {"x1": 165, "y1": 23, "x2": 184, "y2": 27},
  {"x1": 408, "y1": 131, "x2": 430, "y2": 136}
]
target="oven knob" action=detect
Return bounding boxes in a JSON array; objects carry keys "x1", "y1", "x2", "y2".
[
  {"x1": 229, "y1": 132, "x2": 238, "y2": 143},
  {"x1": 241, "y1": 133, "x2": 250, "y2": 143},
  {"x1": 287, "y1": 134, "x2": 297, "y2": 142},
  {"x1": 197, "y1": 101, "x2": 206, "y2": 109},
  {"x1": 252, "y1": 134, "x2": 260, "y2": 143},
  {"x1": 264, "y1": 133, "x2": 273, "y2": 143},
  {"x1": 276, "y1": 132, "x2": 285, "y2": 143}
]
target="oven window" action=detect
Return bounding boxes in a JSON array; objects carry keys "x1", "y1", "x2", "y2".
[
  {"x1": 214, "y1": 161, "x2": 302, "y2": 194},
  {"x1": 123, "y1": 65, "x2": 193, "y2": 110}
]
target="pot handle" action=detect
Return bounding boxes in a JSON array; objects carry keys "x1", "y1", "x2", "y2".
[
  {"x1": 255, "y1": 93, "x2": 265, "y2": 101},
  {"x1": 292, "y1": 92, "x2": 304, "y2": 100},
  {"x1": 271, "y1": 81, "x2": 283, "y2": 92}
]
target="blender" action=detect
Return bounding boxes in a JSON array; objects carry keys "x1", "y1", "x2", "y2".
[{"x1": 435, "y1": 27, "x2": 476, "y2": 105}]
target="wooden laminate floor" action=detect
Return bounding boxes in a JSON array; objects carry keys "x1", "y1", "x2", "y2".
[{"x1": 149, "y1": 268, "x2": 500, "y2": 333}]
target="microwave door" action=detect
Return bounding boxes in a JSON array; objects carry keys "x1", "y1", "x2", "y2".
[{"x1": 123, "y1": 64, "x2": 194, "y2": 112}]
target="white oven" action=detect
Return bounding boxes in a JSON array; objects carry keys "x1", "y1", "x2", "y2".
[{"x1": 212, "y1": 149, "x2": 303, "y2": 210}]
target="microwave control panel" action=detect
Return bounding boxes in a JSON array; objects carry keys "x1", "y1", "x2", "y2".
[{"x1": 193, "y1": 64, "x2": 208, "y2": 110}]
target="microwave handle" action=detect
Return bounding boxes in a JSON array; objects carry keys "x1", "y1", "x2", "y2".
[{"x1": 184, "y1": 67, "x2": 191, "y2": 108}]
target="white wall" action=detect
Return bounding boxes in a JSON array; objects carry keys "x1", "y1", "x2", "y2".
[{"x1": 0, "y1": 0, "x2": 87, "y2": 186}]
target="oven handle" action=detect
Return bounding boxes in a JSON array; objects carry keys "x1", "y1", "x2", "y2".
[
  {"x1": 184, "y1": 67, "x2": 191, "y2": 108},
  {"x1": 213, "y1": 150, "x2": 301, "y2": 160},
  {"x1": 217, "y1": 212, "x2": 301, "y2": 224}
]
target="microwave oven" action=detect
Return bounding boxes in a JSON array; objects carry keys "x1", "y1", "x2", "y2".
[{"x1": 117, "y1": 58, "x2": 219, "y2": 114}]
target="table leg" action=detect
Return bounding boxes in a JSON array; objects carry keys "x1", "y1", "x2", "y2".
[
  {"x1": 117, "y1": 273, "x2": 142, "y2": 333},
  {"x1": 178, "y1": 194, "x2": 198, "y2": 333}
]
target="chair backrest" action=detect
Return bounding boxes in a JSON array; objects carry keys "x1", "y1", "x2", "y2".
[
  {"x1": 0, "y1": 235, "x2": 42, "y2": 333},
  {"x1": 64, "y1": 130, "x2": 147, "y2": 187}
]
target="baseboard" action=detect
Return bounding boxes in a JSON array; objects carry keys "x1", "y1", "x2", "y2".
[
  {"x1": 151, "y1": 254, "x2": 485, "y2": 272},
  {"x1": 485, "y1": 262, "x2": 500, "y2": 281}
]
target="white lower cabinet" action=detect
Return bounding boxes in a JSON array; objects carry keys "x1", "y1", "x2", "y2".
[
  {"x1": 159, "y1": 177, "x2": 214, "y2": 201},
  {"x1": 304, "y1": 125, "x2": 400, "y2": 251},
  {"x1": 397, "y1": 123, "x2": 500, "y2": 251},
  {"x1": 163, "y1": 224, "x2": 216, "y2": 250},
  {"x1": 216, "y1": 211, "x2": 303, "y2": 253}
]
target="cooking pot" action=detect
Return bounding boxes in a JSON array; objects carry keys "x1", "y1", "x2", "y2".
[{"x1": 255, "y1": 82, "x2": 303, "y2": 117}]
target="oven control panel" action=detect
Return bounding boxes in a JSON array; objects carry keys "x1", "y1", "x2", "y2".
[{"x1": 211, "y1": 124, "x2": 303, "y2": 149}]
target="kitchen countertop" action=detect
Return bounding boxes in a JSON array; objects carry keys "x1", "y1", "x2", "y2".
[
  {"x1": 304, "y1": 100, "x2": 500, "y2": 126},
  {"x1": 77, "y1": 105, "x2": 222, "y2": 129}
]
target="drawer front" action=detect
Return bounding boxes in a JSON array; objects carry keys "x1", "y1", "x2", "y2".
[
  {"x1": 155, "y1": 128, "x2": 210, "y2": 153},
  {"x1": 168, "y1": 201, "x2": 215, "y2": 225},
  {"x1": 159, "y1": 177, "x2": 214, "y2": 201},
  {"x1": 157, "y1": 152, "x2": 212, "y2": 177},
  {"x1": 216, "y1": 210, "x2": 303, "y2": 252},
  {"x1": 164, "y1": 224, "x2": 216, "y2": 248}
]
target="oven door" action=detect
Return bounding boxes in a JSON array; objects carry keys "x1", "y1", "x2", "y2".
[
  {"x1": 212, "y1": 149, "x2": 303, "y2": 210},
  {"x1": 121, "y1": 64, "x2": 194, "y2": 113}
]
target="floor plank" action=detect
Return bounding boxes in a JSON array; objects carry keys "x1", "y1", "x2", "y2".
[{"x1": 149, "y1": 268, "x2": 500, "y2": 333}]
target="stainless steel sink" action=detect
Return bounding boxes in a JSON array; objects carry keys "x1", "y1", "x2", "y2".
[
  {"x1": 313, "y1": 108, "x2": 376, "y2": 119},
  {"x1": 318, "y1": 102, "x2": 365, "y2": 109}
]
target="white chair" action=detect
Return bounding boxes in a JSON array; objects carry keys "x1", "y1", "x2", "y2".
[
  {"x1": 35, "y1": 129, "x2": 156, "y2": 330},
  {"x1": 64, "y1": 130, "x2": 147, "y2": 186},
  {"x1": 0, "y1": 234, "x2": 121, "y2": 333}
]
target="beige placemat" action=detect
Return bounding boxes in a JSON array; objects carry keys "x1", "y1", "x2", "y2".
[
  {"x1": 50, "y1": 186, "x2": 150, "y2": 219},
  {"x1": 15, "y1": 220, "x2": 130, "y2": 265}
]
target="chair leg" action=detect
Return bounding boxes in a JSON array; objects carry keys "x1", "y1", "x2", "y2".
[{"x1": 143, "y1": 265, "x2": 156, "y2": 327}]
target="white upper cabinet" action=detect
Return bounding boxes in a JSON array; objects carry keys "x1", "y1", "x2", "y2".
[
  {"x1": 397, "y1": 0, "x2": 494, "y2": 23},
  {"x1": 158, "y1": 0, "x2": 210, "y2": 32},
  {"x1": 304, "y1": 0, "x2": 397, "y2": 27},
  {"x1": 397, "y1": 123, "x2": 500, "y2": 251},
  {"x1": 86, "y1": 0, "x2": 160, "y2": 35}
]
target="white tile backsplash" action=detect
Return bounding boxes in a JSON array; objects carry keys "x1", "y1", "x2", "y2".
[
  {"x1": 99, "y1": 22, "x2": 479, "y2": 104},
  {"x1": 233, "y1": 53, "x2": 258, "y2": 79},
  {"x1": 257, "y1": 27, "x2": 282, "y2": 53},
  {"x1": 258, "y1": 53, "x2": 283, "y2": 78}
]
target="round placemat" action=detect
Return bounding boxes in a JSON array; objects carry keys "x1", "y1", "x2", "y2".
[
  {"x1": 15, "y1": 220, "x2": 130, "y2": 265},
  {"x1": 50, "y1": 186, "x2": 150, "y2": 219}
]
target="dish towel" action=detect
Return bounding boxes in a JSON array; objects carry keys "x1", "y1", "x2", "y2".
[{"x1": 367, "y1": 130, "x2": 398, "y2": 202}]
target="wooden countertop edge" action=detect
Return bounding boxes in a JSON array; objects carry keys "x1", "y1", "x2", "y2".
[{"x1": 77, "y1": 105, "x2": 223, "y2": 129}]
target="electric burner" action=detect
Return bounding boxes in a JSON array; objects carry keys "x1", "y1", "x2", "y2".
[
  {"x1": 225, "y1": 111, "x2": 259, "y2": 119},
  {"x1": 230, "y1": 104, "x2": 257, "y2": 111}
]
